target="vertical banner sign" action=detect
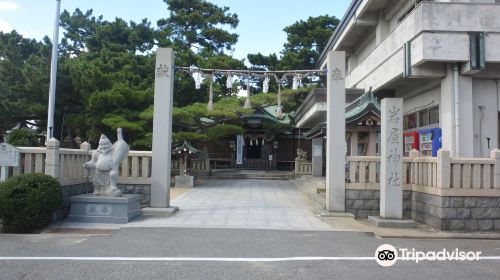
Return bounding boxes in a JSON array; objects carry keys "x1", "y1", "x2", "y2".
[
  {"x1": 380, "y1": 98, "x2": 404, "y2": 219},
  {"x1": 236, "y1": 135, "x2": 243, "y2": 165}
]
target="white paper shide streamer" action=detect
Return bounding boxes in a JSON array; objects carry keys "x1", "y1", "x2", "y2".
[
  {"x1": 263, "y1": 76, "x2": 270, "y2": 93},
  {"x1": 292, "y1": 74, "x2": 301, "y2": 90},
  {"x1": 226, "y1": 74, "x2": 233, "y2": 89},
  {"x1": 207, "y1": 76, "x2": 214, "y2": 112},
  {"x1": 244, "y1": 79, "x2": 252, "y2": 109},
  {"x1": 194, "y1": 71, "x2": 203, "y2": 90}
]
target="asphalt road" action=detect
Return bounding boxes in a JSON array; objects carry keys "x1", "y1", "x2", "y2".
[{"x1": 1, "y1": 228, "x2": 499, "y2": 279}]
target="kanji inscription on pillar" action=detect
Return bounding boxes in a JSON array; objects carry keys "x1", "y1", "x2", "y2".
[{"x1": 380, "y1": 98, "x2": 403, "y2": 219}]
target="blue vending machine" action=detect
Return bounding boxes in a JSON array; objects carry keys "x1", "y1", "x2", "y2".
[
  {"x1": 431, "y1": 128, "x2": 442, "y2": 157},
  {"x1": 418, "y1": 128, "x2": 442, "y2": 157}
]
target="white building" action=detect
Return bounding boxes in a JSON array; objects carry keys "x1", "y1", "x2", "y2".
[{"x1": 316, "y1": 0, "x2": 500, "y2": 158}]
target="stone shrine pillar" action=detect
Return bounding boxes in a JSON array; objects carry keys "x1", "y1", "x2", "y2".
[
  {"x1": 312, "y1": 138, "x2": 323, "y2": 177},
  {"x1": 326, "y1": 51, "x2": 346, "y2": 212},
  {"x1": 150, "y1": 48, "x2": 177, "y2": 212},
  {"x1": 369, "y1": 98, "x2": 415, "y2": 227},
  {"x1": 379, "y1": 98, "x2": 403, "y2": 219}
]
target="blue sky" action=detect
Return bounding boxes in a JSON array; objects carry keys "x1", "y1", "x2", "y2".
[{"x1": 0, "y1": 0, "x2": 351, "y2": 60}]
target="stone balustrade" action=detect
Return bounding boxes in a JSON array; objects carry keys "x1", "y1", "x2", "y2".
[
  {"x1": 295, "y1": 160, "x2": 313, "y2": 175},
  {"x1": 1, "y1": 141, "x2": 210, "y2": 186},
  {"x1": 344, "y1": 149, "x2": 500, "y2": 230}
]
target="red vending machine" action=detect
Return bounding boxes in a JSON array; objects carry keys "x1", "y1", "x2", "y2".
[{"x1": 403, "y1": 131, "x2": 419, "y2": 157}]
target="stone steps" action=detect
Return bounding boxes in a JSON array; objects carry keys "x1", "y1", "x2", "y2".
[
  {"x1": 210, "y1": 171, "x2": 294, "y2": 180},
  {"x1": 290, "y1": 175, "x2": 326, "y2": 210}
]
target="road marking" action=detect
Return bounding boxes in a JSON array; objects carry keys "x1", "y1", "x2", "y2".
[
  {"x1": 0, "y1": 256, "x2": 373, "y2": 262},
  {"x1": 0, "y1": 256, "x2": 499, "y2": 262}
]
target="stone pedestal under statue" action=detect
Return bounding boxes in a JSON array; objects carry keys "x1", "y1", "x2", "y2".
[
  {"x1": 67, "y1": 194, "x2": 141, "y2": 224},
  {"x1": 175, "y1": 175, "x2": 195, "y2": 188}
]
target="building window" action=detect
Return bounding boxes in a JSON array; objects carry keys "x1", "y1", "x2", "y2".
[
  {"x1": 398, "y1": 0, "x2": 424, "y2": 23},
  {"x1": 419, "y1": 109, "x2": 429, "y2": 127},
  {"x1": 429, "y1": 106, "x2": 439, "y2": 125},
  {"x1": 404, "y1": 106, "x2": 439, "y2": 131},
  {"x1": 404, "y1": 113, "x2": 417, "y2": 130}
]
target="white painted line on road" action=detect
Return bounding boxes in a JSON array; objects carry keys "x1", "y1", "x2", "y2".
[
  {"x1": 0, "y1": 256, "x2": 373, "y2": 262},
  {"x1": 478, "y1": 256, "x2": 500, "y2": 260},
  {"x1": 1, "y1": 256, "x2": 499, "y2": 262}
]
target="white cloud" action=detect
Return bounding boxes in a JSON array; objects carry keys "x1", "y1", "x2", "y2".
[
  {"x1": 0, "y1": 18, "x2": 13, "y2": 32},
  {"x1": 0, "y1": 1, "x2": 19, "y2": 12}
]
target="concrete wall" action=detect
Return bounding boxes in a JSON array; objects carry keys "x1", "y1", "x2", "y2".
[
  {"x1": 412, "y1": 192, "x2": 500, "y2": 231},
  {"x1": 345, "y1": 2, "x2": 500, "y2": 92},
  {"x1": 354, "y1": 30, "x2": 376, "y2": 64},
  {"x1": 345, "y1": 190, "x2": 412, "y2": 219},
  {"x1": 345, "y1": 188, "x2": 500, "y2": 231},
  {"x1": 473, "y1": 79, "x2": 499, "y2": 157},
  {"x1": 440, "y1": 75, "x2": 500, "y2": 157},
  {"x1": 440, "y1": 66, "x2": 475, "y2": 157}
]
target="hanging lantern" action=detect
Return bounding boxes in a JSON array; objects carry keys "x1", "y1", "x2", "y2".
[
  {"x1": 207, "y1": 76, "x2": 214, "y2": 112},
  {"x1": 244, "y1": 79, "x2": 252, "y2": 109},
  {"x1": 263, "y1": 76, "x2": 270, "y2": 93},
  {"x1": 194, "y1": 71, "x2": 203, "y2": 90}
]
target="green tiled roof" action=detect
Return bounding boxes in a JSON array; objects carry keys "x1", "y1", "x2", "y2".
[{"x1": 242, "y1": 105, "x2": 292, "y2": 125}]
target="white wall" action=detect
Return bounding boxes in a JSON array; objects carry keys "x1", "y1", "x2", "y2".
[
  {"x1": 473, "y1": 79, "x2": 499, "y2": 157},
  {"x1": 354, "y1": 30, "x2": 376, "y2": 64},
  {"x1": 401, "y1": 87, "x2": 440, "y2": 115},
  {"x1": 440, "y1": 65, "x2": 475, "y2": 157}
]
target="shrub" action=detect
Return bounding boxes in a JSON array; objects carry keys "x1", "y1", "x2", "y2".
[
  {"x1": 0, "y1": 173, "x2": 62, "y2": 233},
  {"x1": 6, "y1": 129, "x2": 39, "y2": 147}
]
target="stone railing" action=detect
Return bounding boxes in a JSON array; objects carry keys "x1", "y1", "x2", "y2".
[
  {"x1": 118, "y1": 151, "x2": 152, "y2": 185},
  {"x1": 346, "y1": 156, "x2": 380, "y2": 189},
  {"x1": 1, "y1": 140, "x2": 210, "y2": 186},
  {"x1": 345, "y1": 149, "x2": 500, "y2": 196},
  {"x1": 295, "y1": 159, "x2": 313, "y2": 175},
  {"x1": 12, "y1": 147, "x2": 47, "y2": 176}
]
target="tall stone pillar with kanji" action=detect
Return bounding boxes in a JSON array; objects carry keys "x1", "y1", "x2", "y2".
[{"x1": 379, "y1": 98, "x2": 403, "y2": 219}]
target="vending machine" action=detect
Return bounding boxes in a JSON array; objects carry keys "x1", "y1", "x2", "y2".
[
  {"x1": 431, "y1": 128, "x2": 442, "y2": 156},
  {"x1": 418, "y1": 128, "x2": 442, "y2": 157},
  {"x1": 403, "y1": 131, "x2": 419, "y2": 157}
]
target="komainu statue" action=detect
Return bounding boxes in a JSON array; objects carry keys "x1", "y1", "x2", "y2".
[
  {"x1": 83, "y1": 128, "x2": 129, "y2": 197},
  {"x1": 295, "y1": 148, "x2": 308, "y2": 161}
]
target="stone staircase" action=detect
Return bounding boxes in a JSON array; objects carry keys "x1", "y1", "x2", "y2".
[
  {"x1": 289, "y1": 175, "x2": 326, "y2": 210},
  {"x1": 210, "y1": 169, "x2": 294, "y2": 180}
]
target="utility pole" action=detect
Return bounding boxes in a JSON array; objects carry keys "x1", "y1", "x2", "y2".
[{"x1": 46, "y1": 0, "x2": 62, "y2": 142}]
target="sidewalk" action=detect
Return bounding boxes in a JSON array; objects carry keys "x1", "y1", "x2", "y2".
[
  {"x1": 43, "y1": 179, "x2": 500, "y2": 239},
  {"x1": 316, "y1": 214, "x2": 500, "y2": 239}
]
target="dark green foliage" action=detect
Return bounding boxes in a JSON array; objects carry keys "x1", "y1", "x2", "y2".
[
  {"x1": 0, "y1": 173, "x2": 63, "y2": 233},
  {"x1": 251, "y1": 86, "x2": 314, "y2": 113},
  {"x1": 207, "y1": 124, "x2": 244, "y2": 141},
  {"x1": 1, "y1": 2, "x2": 331, "y2": 149},
  {"x1": 248, "y1": 15, "x2": 339, "y2": 70},
  {"x1": 6, "y1": 129, "x2": 39, "y2": 147},
  {"x1": 0, "y1": 31, "x2": 51, "y2": 134}
]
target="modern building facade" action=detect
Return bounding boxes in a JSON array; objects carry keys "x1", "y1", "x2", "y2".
[{"x1": 318, "y1": 0, "x2": 500, "y2": 158}]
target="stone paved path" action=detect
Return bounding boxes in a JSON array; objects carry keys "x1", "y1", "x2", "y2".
[{"x1": 125, "y1": 179, "x2": 333, "y2": 231}]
